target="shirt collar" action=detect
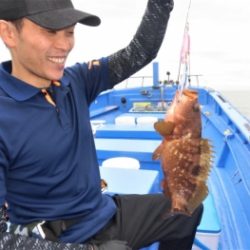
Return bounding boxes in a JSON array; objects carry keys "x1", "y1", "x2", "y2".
[{"x1": 0, "y1": 61, "x2": 70, "y2": 101}]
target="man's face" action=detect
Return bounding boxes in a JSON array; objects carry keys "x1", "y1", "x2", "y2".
[{"x1": 10, "y1": 18, "x2": 75, "y2": 87}]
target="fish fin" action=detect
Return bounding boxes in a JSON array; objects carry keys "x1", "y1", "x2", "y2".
[
  {"x1": 187, "y1": 182, "x2": 208, "y2": 214},
  {"x1": 200, "y1": 139, "x2": 213, "y2": 154},
  {"x1": 152, "y1": 143, "x2": 163, "y2": 160},
  {"x1": 198, "y1": 139, "x2": 213, "y2": 181},
  {"x1": 154, "y1": 121, "x2": 175, "y2": 137}
]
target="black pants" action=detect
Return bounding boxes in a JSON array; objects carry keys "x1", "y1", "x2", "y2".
[{"x1": 89, "y1": 194, "x2": 203, "y2": 250}]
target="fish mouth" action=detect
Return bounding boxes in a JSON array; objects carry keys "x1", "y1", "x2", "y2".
[{"x1": 182, "y1": 89, "x2": 198, "y2": 99}]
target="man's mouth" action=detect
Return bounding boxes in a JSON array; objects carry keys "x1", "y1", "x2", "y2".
[{"x1": 48, "y1": 57, "x2": 66, "y2": 64}]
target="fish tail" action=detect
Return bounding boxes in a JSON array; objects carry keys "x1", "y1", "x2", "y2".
[{"x1": 187, "y1": 182, "x2": 208, "y2": 214}]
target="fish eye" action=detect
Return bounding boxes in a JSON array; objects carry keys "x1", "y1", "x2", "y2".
[{"x1": 192, "y1": 103, "x2": 200, "y2": 112}]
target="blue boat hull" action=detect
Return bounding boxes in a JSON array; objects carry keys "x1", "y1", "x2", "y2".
[{"x1": 90, "y1": 84, "x2": 250, "y2": 250}]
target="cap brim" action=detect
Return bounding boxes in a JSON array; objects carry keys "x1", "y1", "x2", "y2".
[{"x1": 28, "y1": 8, "x2": 101, "y2": 30}]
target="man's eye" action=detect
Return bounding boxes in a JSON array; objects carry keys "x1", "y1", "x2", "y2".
[
  {"x1": 47, "y1": 29, "x2": 57, "y2": 34},
  {"x1": 67, "y1": 28, "x2": 75, "y2": 35}
]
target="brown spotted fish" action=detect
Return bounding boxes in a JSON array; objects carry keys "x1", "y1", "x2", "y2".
[{"x1": 153, "y1": 89, "x2": 212, "y2": 216}]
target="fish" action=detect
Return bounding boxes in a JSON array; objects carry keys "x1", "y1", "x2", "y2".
[{"x1": 153, "y1": 89, "x2": 212, "y2": 216}]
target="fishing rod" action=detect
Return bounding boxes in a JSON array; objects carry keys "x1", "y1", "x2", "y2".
[{"x1": 177, "y1": 0, "x2": 192, "y2": 96}]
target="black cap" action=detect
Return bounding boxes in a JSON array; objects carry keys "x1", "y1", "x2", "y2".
[{"x1": 0, "y1": 0, "x2": 101, "y2": 30}]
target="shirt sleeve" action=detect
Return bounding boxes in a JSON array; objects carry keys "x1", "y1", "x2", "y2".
[
  {"x1": 65, "y1": 57, "x2": 112, "y2": 105},
  {"x1": 107, "y1": 0, "x2": 174, "y2": 84},
  {"x1": 65, "y1": 0, "x2": 174, "y2": 104}
]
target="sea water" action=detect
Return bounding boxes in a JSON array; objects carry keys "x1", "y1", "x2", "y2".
[{"x1": 221, "y1": 90, "x2": 250, "y2": 120}]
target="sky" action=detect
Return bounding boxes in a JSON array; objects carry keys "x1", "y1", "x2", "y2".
[
  {"x1": 72, "y1": 0, "x2": 250, "y2": 91},
  {"x1": 1, "y1": 0, "x2": 250, "y2": 91}
]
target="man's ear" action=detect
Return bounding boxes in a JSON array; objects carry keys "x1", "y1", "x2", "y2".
[{"x1": 0, "y1": 20, "x2": 17, "y2": 48}]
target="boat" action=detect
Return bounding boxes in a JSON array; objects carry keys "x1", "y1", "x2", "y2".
[{"x1": 89, "y1": 61, "x2": 250, "y2": 250}]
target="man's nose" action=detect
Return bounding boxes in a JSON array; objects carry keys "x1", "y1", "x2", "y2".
[{"x1": 54, "y1": 32, "x2": 74, "y2": 51}]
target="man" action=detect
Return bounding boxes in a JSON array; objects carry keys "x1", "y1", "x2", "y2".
[{"x1": 0, "y1": 0, "x2": 203, "y2": 249}]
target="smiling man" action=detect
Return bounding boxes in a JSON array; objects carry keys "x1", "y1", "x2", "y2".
[{"x1": 0, "y1": 0, "x2": 203, "y2": 249}]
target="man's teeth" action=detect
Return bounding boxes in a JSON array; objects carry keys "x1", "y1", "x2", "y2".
[{"x1": 48, "y1": 57, "x2": 65, "y2": 64}]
